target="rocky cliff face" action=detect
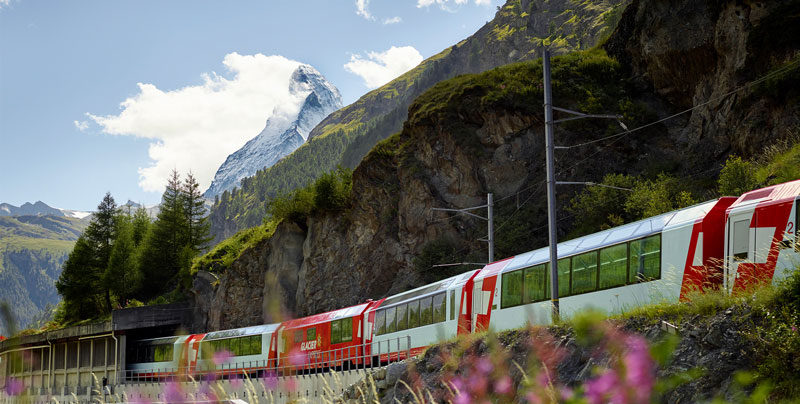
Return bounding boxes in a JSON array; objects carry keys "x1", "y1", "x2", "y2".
[
  {"x1": 193, "y1": 0, "x2": 799, "y2": 329},
  {"x1": 207, "y1": 0, "x2": 629, "y2": 244},
  {"x1": 204, "y1": 65, "x2": 342, "y2": 199}
]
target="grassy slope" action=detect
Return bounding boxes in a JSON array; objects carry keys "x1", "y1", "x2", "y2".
[{"x1": 207, "y1": 0, "x2": 630, "y2": 244}]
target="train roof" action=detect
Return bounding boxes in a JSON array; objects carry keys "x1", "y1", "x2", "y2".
[
  {"x1": 728, "y1": 180, "x2": 800, "y2": 211},
  {"x1": 501, "y1": 199, "x2": 722, "y2": 274},
  {"x1": 473, "y1": 258, "x2": 514, "y2": 282},
  {"x1": 375, "y1": 270, "x2": 478, "y2": 309},
  {"x1": 203, "y1": 323, "x2": 279, "y2": 340},
  {"x1": 281, "y1": 302, "x2": 372, "y2": 329}
]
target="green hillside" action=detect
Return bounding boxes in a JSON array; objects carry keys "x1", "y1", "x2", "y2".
[
  {"x1": 207, "y1": 0, "x2": 629, "y2": 244},
  {"x1": 0, "y1": 215, "x2": 88, "y2": 336}
]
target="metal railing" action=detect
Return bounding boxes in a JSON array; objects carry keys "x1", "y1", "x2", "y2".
[{"x1": 122, "y1": 336, "x2": 412, "y2": 385}]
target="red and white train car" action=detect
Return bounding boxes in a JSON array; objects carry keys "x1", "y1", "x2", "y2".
[
  {"x1": 365, "y1": 270, "x2": 478, "y2": 363},
  {"x1": 475, "y1": 196, "x2": 735, "y2": 331},
  {"x1": 277, "y1": 302, "x2": 376, "y2": 371},
  {"x1": 122, "y1": 180, "x2": 800, "y2": 381},
  {"x1": 724, "y1": 181, "x2": 800, "y2": 293}
]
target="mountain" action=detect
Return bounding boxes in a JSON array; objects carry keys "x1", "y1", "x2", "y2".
[
  {"x1": 0, "y1": 201, "x2": 91, "y2": 219},
  {"x1": 204, "y1": 65, "x2": 343, "y2": 199},
  {"x1": 207, "y1": 0, "x2": 629, "y2": 244},
  {"x1": 0, "y1": 215, "x2": 89, "y2": 335},
  {"x1": 191, "y1": 0, "x2": 800, "y2": 331}
]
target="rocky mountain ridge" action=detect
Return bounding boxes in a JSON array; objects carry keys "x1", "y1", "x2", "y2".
[
  {"x1": 206, "y1": 0, "x2": 629, "y2": 244},
  {"x1": 204, "y1": 65, "x2": 342, "y2": 199},
  {"x1": 192, "y1": 0, "x2": 799, "y2": 331},
  {"x1": 0, "y1": 201, "x2": 91, "y2": 219}
]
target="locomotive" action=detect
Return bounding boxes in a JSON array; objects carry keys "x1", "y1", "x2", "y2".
[{"x1": 125, "y1": 180, "x2": 800, "y2": 381}]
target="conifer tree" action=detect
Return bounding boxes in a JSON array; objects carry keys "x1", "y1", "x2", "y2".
[
  {"x1": 138, "y1": 170, "x2": 187, "y2": 298},
  {"x1": 183, "y1": 172, "x2": 211, "y2": 253},
  {"x1": 83, "y1": 192, "x2": 118, "y2": 312},
  {"x1": 56, "y1": 236, "x2": 101, "y2": 321}
]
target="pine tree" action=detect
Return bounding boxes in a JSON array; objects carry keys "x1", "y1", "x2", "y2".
[
  {"x1": 56, "y1": 236, "x2": 102, "y2": 321},
  {"x1": 183, "y1": 172, "x2": 211, "y2": 253},
  {"x1": 83, "y1": 192, "x2": 118, "y2": 312},
  {"x1": 105, "y1": 217, "x2": 139, "y2": 306},
  {"x1": 138, "y1": 170, "x2": 187, "y2": 299}
]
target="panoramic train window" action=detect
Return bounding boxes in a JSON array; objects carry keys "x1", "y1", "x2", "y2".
[
  {"x1": 375, "y1": 310, "x2": 386, "y2": 335},
  {"x1": 205, "y1": 335, "x2": 261, "y2": 357},
  {"x1": 396, "y1": 304, "x2": 408, "y2": 331},
  {"x1": 600, "y1": 244, "x2": 628, "y2": 288},
  {"x1": 524, "y1": 264, "x2": 549, "y2": 303},
  {"x1": 386, "y1": 306, "x2": 397, "y2": 334},
  {"x1": 433, "y1": 293, "x2": 446, "y2": 323},
  {"x1": 572, "y1": 252, "x2": 598, "y2": 294},
  {"x1": 499, "y1": 235, "x2": 664, "y2": 309},
  {"x1": 630, "y1": 235, "x2": 661, "y2": 281},
  {"x1": 420, "y1": 296, "x2": 433, "y2": 326},
  {"x1": 501, "y1": 270, "x2": 523, "y2": 308},
  {"x1": 557, "y1": 258, "x2": 571, "y2": 298},
  {"x1": 450, "y1": 290, "x2": 456, "y2": 320},
  {"x1": 408, "y1": 300, "x2": 420, "y2": 329},
  {"x1": 332, "y1": 317, "x2": 353, "y2": 344}
]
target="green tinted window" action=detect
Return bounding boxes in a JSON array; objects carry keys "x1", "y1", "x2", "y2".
[
  {"x1": 557, "y1": 258, "x2": 571, "y2": 297},
  {"x1": 375, "y1": 310, "x2": 386, "y2": 336},
  {"x1": 501, "y1": 270, "x2": 523, "y2": 308},
  {"x1": 386, "y1": 307, "x2": 397, "y2": 334},
  {"x1": 250, "y1": 335, "x2": 262, "y2": 356},
  {"x1": 524, "y1": 264, "x2": 549, "y2": 303},
  {"x1": 294, "y1": 330, "x2": 303, "y2": 343},
  {"x1": 408, "y1": 300, "x2": 419, "y2": 329},
  {"x1": 419, "y1": 296, "x2": 433, "y2": 326},
  {"x1": 571, "y1": 252, "x2": 598, "y2": 294},
  {"x1": 450, "y1": 290, "x2": 455, "y2": 320},
  {"x1": 340, "y1": 318, "x2": 353, "y2": 342},
  {"x1": 396, "y1": 304, "x2": 408, "y2": 331},
  {"x1": 307, "y1": 327, "x2": 316, "y2": 342},
  {"x1": 433, "y1": 293, "x2": 446, "y2": 323},
  {"x1": 630, "y1": 235, "x2": 661, "y2": 281},
  {"x1": 599, "y1": 243, "x2": 628, "y2": 288},
  {"x1": 331, "y1": 319, "x2": 341, "y2": 343}
]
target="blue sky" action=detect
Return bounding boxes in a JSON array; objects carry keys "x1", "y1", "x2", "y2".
[{"x1": 0, "y1": 0, "x2": 503, "y2": 211}]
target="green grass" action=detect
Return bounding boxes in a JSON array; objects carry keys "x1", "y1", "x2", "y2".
[{"x1": 192, "y1": 222, "x2": 277, "y2": 274}]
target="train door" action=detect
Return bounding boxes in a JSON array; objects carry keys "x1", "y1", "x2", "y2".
[
  {"x1": 471, "y1": 280, "x2": 482, "y2": 333},
  {"x1": 726, "y1": 210, "x2": 755, "y2": 293}
]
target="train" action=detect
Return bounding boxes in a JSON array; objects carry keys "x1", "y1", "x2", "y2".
[{"x1": 125, "y1": 180, "x2": 800, "y2": 381}]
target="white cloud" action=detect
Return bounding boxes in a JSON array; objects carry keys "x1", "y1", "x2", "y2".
[
  {"x1": 355, "y1": 0, "x2": 374, "y2": 20},
  {"x1": 73, "y1": 120, "x2": 89, "y2": 131},
  {"x1": 344, "y1": 46, "x2": 423, "y2": 89},
  {"x1": 88, "y1": 53, "x2": 308, "y2": 193},
  {"x1": 416, "y1": 0, "x2": 490, "y2": 10},
  {"x1": 382, "y1": 16, "x2": 402, "y2": 25},
  {"x1": 0, "y1": 0, "x2": 12, "y2": 9}
]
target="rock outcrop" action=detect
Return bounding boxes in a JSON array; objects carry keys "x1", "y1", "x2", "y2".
[{"x1": 193, "y1": 0, "x2": 800, "y2": 329}]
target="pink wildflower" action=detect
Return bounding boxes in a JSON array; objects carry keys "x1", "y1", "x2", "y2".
[
  {"x1": 264, "y1": 371, "x2": 278, "y2": 390},
  {"x1": 212, "y1": 349, "x2": 232, "y2": 365},
  {"x1": 4, "y1": 378, "x2": 23, "y2": 396},
  {"x1": 623, "y1": 335, "x2": 655, "y2": 403},
  {"x1": 584, "y1": 371, "x2": 622, "y2": 404},
  {"x1": 792, "y1": 326, "x2": 798, "y2": 333},
  {"x1": 526, "y1": 391, "x2": 543, "y2": 404},
  {"x1": 494, "y1": 375, "x2": 512, "y2": 395},
  {"x1": 288, "y1": 346, "x2": 308, "y2": 367},
  {"x1": 163, "y1": 382, "x2": 184, "y2": 403},
  {"x1": 476, "y1": 357, "x2": 493, "y2": 374},
  {"x1": 454, "y1": 391, "x2": 472, "y2": 404}
]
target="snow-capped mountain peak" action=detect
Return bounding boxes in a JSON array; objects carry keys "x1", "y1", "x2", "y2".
[{"x1": 204, "y1": 64, "x2": 342, "y2": 199}]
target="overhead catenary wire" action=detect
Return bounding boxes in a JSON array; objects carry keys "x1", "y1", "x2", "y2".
[{"x1": 427, "y1": 57, "x2": 800, "y2": 268}]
